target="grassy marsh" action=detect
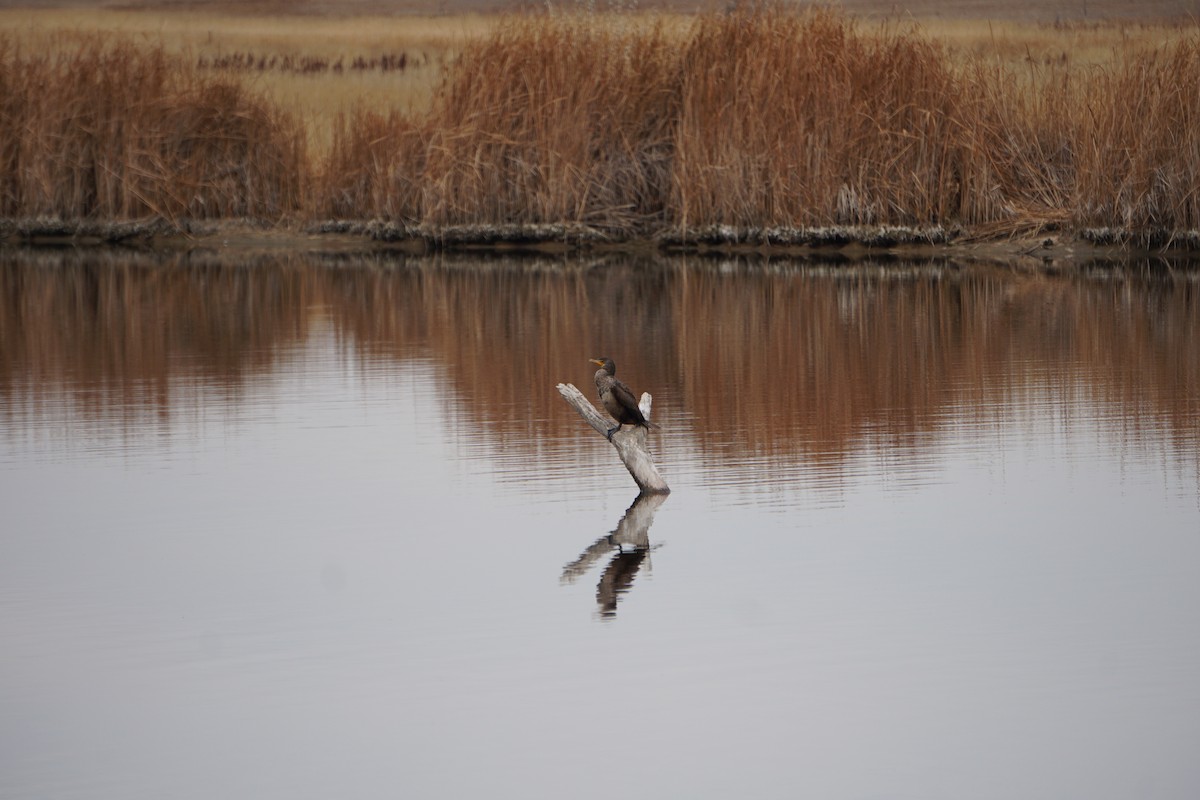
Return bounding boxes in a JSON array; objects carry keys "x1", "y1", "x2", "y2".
[{"x1": 2, "y1": 6, "x2": 1199, "y2": 244}]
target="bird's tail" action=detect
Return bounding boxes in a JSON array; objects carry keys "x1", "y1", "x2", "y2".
[{"x1": 643, "y1": 420, "x2": 661, "y2": 430}]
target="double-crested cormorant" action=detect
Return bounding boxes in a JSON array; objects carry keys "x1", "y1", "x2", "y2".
[{"x1": 590, "y1": 357, "x2": 659, "y2": 441}]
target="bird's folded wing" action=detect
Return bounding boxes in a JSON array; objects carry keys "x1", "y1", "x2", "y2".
[{"x1": 612, "y1": 379, "x2": 641, "y2": 414}]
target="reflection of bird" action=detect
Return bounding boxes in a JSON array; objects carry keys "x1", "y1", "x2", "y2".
[
  {"x1": 590, "y1": 357, "x2": 659, "y2": 441},
  {"x1": 596, "y1": 549, "x2": 648, "y2": 618}
]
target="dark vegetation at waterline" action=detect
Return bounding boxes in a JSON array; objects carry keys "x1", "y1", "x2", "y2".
[
  {"x1": 2, "y1": 7, "x2": 1199, "y2": 247},
  {"x1": 196, "y1": 50, "x2": 421, "y2": 74}
]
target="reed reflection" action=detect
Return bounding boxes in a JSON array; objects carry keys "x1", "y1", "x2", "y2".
[
  {"x1": 560, "y1": 492, "x2": 667, "y2": 619},
  {"x1": 0, "y1": 249, "x2": 318, "y2": 427},
  {"x1": 2, "y1": 248, "x2": 1197, "y2": 488}
]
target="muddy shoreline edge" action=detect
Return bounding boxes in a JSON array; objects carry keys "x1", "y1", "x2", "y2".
[{"x1": 3, "y1": 217, "x2": 1199, "y2": 268}]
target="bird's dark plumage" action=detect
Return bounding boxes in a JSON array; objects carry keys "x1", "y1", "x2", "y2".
[{"x1": 590, "y1": 357, "x2": 659, "y2": 440}]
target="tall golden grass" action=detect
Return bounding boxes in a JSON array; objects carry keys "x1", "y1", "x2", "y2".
[
  {"x1": 3, "y1": 7, "x2": 1200, "y2": 240},
  {"x1": 673, "y1": 10, "x2": 979, "y2": 228},
  {"x1": 417, "y1": 15, "x2": 681, "y2": 230},
  {"x1": 1070, "y1": 38, "x2": 1200, "y2": 233},
  {"x1": 0, "y1": 38, "x2": 306, "y2": 221}
]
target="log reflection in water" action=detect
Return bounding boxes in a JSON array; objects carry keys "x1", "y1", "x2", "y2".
[
  {"x1": 1, "y1": 249, "x2": 1197, "y2": 482},
  {"x1": 561, "y1": 491, "x2": 668, "y2": 618}
]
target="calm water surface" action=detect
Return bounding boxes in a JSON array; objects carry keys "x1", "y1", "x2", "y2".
[{"x1": 2, "y1": 249, "x2": 1198, "y2": 799}]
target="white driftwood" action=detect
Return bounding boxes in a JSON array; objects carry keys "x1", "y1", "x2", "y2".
[{"x1": 556, "y1": 382, "x2": 670, "y2": 494}]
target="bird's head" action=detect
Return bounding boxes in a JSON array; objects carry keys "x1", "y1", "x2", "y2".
[{"x1": 589, "y1": 357, "x2": 616, "y2": 375}]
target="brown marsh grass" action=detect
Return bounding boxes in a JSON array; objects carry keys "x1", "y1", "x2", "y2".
[
  {"x1": 0, "y1": 37, "x2": 305, "y2": 220},
  {"x1": 3, "y1": 6, "x2": 1200, "y2": 239},
  {"x1": 672, "y1": 9, "x2": 979, "y2": 228},
  {"x1": 418, "y1": 13, "x2": 683, "y2": 229}
]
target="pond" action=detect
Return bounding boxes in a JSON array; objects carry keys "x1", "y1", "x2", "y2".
[{"x1": 1, "y1": 248, "x2": 1198, "y2": 799}]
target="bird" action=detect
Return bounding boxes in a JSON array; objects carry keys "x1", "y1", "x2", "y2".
[{"x1": 590, "y1": 357, "x2": 659, "y2": 441}]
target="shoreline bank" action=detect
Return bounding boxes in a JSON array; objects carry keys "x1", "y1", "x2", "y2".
[{"x1": 4, "y1": 217, "x2": 1199, "y2": 268}]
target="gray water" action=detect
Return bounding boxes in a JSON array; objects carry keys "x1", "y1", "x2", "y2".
[{"x1": 1, "y1": 249, "x2": 1198, "y2": 799}]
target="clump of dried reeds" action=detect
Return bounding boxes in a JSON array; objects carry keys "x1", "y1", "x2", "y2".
[
  {"x1": 0, "y1": 37, "x2": 306, "y2": 223},
  {"x1": 416, "y1": 13, "x2": 681, "y2": 232},
  {"x1": 673, "y1": 8, "x2": 977, "y2": 228},
  {"x1": 1070, "y1": 38, "x2": 1200, "y2": 238},
  {"x1": 4, "y1": 8, "x2": 1200, "y2": 243},
  {"x1": 316, "y1": 5, "x2": 1199, "y2": 241},
  {"x1": 317, "y1": 107, "x2": 424, "y2": 222}
]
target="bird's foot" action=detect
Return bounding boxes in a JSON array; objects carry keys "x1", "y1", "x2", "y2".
[{"x1": 606, "y1": 426, "x2": 619, "y2": 441}]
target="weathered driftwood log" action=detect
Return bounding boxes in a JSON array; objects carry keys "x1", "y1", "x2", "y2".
[{"x1": 556, "y1": 382, "x2": 670, "y2": 494}]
